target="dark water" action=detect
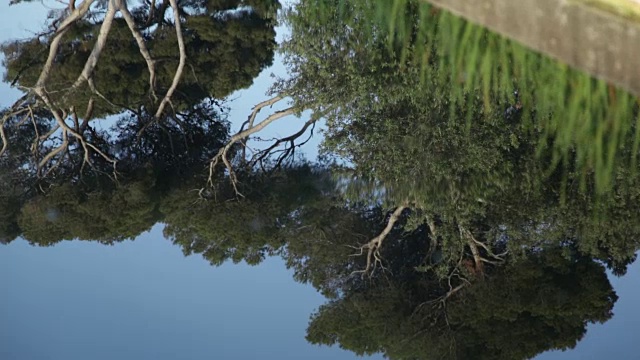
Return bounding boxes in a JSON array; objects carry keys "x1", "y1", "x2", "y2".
[{"x1": 1, "y1": 1, "x2": 639, "y2": 359}]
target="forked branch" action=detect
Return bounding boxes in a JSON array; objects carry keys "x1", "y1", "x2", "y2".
[
  {"x1": 207, "y1": 97, "x2": 297, "y2": 193},
  {"x1": 351, "y1": 202, "x2": 409, "y2": 277}
]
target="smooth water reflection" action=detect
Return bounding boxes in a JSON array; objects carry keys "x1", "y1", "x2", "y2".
[
  {"x1": 1, "y1": 225, "x2": 381, "y2": 360},
  {"x1": 2, "y1": 227, "x2": 639, "y2": 359},
  {"x1": 1, "y1": 0, "x2": 640, "y2": 359}
]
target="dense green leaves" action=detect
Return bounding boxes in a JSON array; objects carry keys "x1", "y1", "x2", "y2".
[
  {"x1": 277, "y1": 0, "x2": 640, "y2": 275},
  {"x1": 306, "y1": 249, "x2": 618, "y2": 360},
  {"x1": 1, "y1": 0, "x2": 277, "y2": 117}
]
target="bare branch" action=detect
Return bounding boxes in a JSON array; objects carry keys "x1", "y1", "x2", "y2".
[
  {"x1": 39, "y1": 129, "x2": 68, "y2": 172},
  {"x1": 71, "y1": 0, "x2": 117, "y2": 90},
  {"x1": 249, "y1": 118, "x2": 316, "y2": 168},
  {"x1": 207, "y1": 105, "x2": 298, "y2": 192},
  {"x1": 457, "y1": 225, "x2": 509, "y2": 279},
  {"x1": 83, "y1": 98, "x2": 95, "y2": 123},
  {"x1": 35, "y1": 0, "x2": 96, "y2": 90},
  {"x1": 154, "y1": 0, "x2": 186, "y2": 119},
  {"x1": 0, "y1": 118, "x2": 8, "y2": 158},
  {"x1": 471, "y1": 236, "x2": 507, "y2": 261},
  {"x1": 39, "y1": 125, "x2": 61, "y2": 141},
  {"x1": 0, "y1": 107, "x2": 31, "y2": 158},
  {"x1": 240, "y1": 95, "x2": 284, "y2": 132},
  {"x1": 35, "y1": 88, "x2": 118, "y2": 175},
  {"x1": 117, "y1": 0, "x2": 157, "y2": 101},
  {"x1": 144, "y1": 0, "x2": 156, "y2": 26},
  {"x1": 240, "y1": 95, "x2": 284, "y2": 159},
  {"x1": 443, "y1": 282, "x2": 468, "y2": 303},
  {"x1": 351, "y1": 202, "x2": 409, "y2": 277}
]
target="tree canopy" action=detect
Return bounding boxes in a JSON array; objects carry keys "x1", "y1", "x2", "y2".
[
  {"x1": 0, "y1": 0, "x2": 278, "y2": 180},
  {"x1": 2, "y1": 0, "x2": 278, "y2": 117},
  {"x1": 306, "y1": 247, "x2": 618, "y2": 360}
]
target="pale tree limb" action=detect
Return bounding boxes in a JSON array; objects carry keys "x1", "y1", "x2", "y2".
[
  {"x1": 28, "y1": 0, "x2": 101, "y2": 175},
  {"x1": 442, "y1": 283, "x2": 468, "y2": 301},
  {"x1": 458, "y1": 225, "x2": 484, "y2": 277},
  {"x1": 0, "y1": 107, "x2": 30, "y2": 158},
  {"x1": 2, "y1": 104, "x2": 38, "y2": 159},
  {"x1": 35, "y1": 0, "x2": 96, "y2": 90},
  {"x1": 460, "y1": 225, "x2": 507, "y2": 262},
  {"x1": 154, "y1": 0, "x2": 186, "y2": 119},
  {"x1": 39, "y1": 125, "x2": 61, "y2": 142},
  {"x1": 34, "y1": 88, "x2": 117, "y2": 176},
  {"x1": 207, "y1": 105, "x2": 298, "y2": 194},
  {"x1": 240, "y1": 95, "x2": 284, "y2": 160},
  {"x1": 458, "y1": 225, "x2": 508, "y2": 279},
  {"x1": 39, "y1": 129, "x2": 69, "y2": 175},
  {"x1": 27, "y1": 105, "x2": 43, "y2": 154},
  {"x1": 27, "y1": 0, "x2": 117, "y2": 175},
  {"x1": 350, "y1": 201, "x2": 409, "y2": 277},
  {"x1": 412, "y1": 245, "x2": 470, "y2": 318},
  {"x1": 413, "y1": 223, "x2": 509, "y2": 314},
  {"x1": 87, "y1": 78, "x2": 120, "y2": 110},
  {"x1": 117, "y1": 0, "x2": 157, "y2": 101},
  {"x1": 240, "y1": 95, "x2": 284, "y2": 131},
  {"x1": 15, "y1": 112, "x2": 32, "y2": 127},
  {"x1": 144, "y1": 0, "x2": 156, "y2": 26},
  {"x1": 0, "y1": 118, "x2": 8, "y2": 158},
  {"x1": 82, "y1": 98, "x2": 94, "y2": 126},
  {"x1": 470, "y1": 235, "x2": 508, "y2": 261},
  {"x1": 70, "y1": 0, "x2": 117, "y2": 90}
]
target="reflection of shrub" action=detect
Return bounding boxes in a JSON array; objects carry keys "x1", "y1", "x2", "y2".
[
  {"x1": 306, "y1": 248, "x2": 618, "y2": 360},
  {"x1": 18, "y1": 182, "x2": 158, "y2": 246}
]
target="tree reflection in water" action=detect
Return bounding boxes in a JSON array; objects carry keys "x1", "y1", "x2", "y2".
[{"x1": 1, "y1": 0, "x2": 639, "y2": 359}]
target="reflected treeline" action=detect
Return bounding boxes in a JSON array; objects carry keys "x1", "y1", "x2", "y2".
[
  {"x1": 0, "y1": 156, "x2": 624, "y2": 359},
  {"x1": 0, "y1": 106, "x2": 228, "y2": 244},
  {"x1": 306, "y1": 247, "x2": 618, "y2": 360},
  {"x1": 1, "y1": 0, "x2": 640, "y2": 359}
]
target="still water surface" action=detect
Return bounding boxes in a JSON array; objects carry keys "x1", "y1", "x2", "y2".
[{"x1": 2, "y1": 1, "x2": 640, "y2": 359}]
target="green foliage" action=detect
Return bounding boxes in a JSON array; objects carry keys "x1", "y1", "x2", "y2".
[
  {"x1": 447, "y1": 251, "x2": 616, "y2": 359},
  {"x1": 277, "y1": 0, "x2": 640, "y2": 275},
  {"x1": 5, "y1": 97, "x2": 230, "y2": 246},
  {"x1": 0, "y1": 5, "x2": 637, "y2": 359},
  {"x1": 1, "y1": 0, "x2": 278, "y2": 118},
  {"x1": 113, "y1": 102, "x2": 230, "y2": 179},
  {"x1": 306, "y1": 248, "x2": 618, "y2": 360},
  {"x1": 161, "y1": 164, "x2": 340, "y2": 266},
  {"x1": 280, "y1": 0, "x2": 640, "y2": 194},
  {"x1": 0, "y1": 107, "x2": 52, "y2": 243},
  {"x1": 18, "y1": 179, "x2": 158, "y2": 246}
]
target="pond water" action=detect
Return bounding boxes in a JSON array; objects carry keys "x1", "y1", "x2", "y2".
[
  {"x1": 1, "y1": 1, "x2": 640, "y2": 359},
  {"x1": 2, "y1": 225, "x2": 639, "y2": 359}
]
